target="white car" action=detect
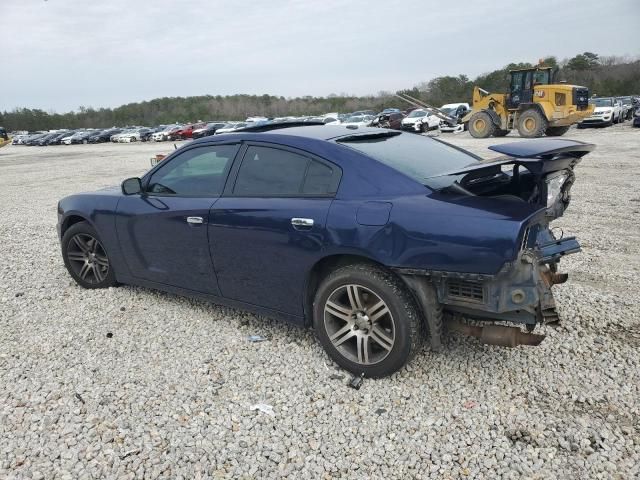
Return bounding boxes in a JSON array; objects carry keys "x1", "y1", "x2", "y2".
[
  {"x1": 215, "y1": 122, "x2": 248, "y2": 134},
  {"x1": 341, "y1": 115, "x2": 374, "y2": 127},
  {"x1": 402, "y1": 109, "x2": 439, "y2": 133},
  {"x1": 152, "y1": 125, "x2": 178, "y2": 142},
  {"x1": 438, "y1": 103, "x2": 471, "y2": 133},
  {"x1": 579, "y1": 97, "x2": 624, "y2": 127}
]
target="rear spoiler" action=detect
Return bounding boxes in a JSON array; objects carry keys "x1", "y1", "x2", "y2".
[
  {"x1": 487, "y1": 139, "x2": 595, "y2": 159},
  {"x1": 431, "y1": 139, "x2": 595, "y2": 178}
]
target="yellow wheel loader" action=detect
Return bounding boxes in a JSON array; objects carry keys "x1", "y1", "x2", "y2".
[
  {"x1": 0, "y1": 127, "x2": 9, "y2": 148},
  {"x1": 464, "y1": 66, "x2": 594, "y2": 138}
]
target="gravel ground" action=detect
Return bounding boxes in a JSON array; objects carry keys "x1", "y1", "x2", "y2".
[{"x1": 1, "y1": 125, "x2": 639, "y2": 479}]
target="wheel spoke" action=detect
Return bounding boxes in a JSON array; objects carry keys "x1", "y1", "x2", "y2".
[
  {"x1": 94, "y1": 254, "x2": 109, "y2": 267},
  {"x1": 357, "y1": 335, "x2": 370, "y2": 364},
  {"x1": 346, "y1": 285, "x2": 363, "y2": 310},
  {"x1": 368, "y1": 299, "x2": 389, "y2": 322},
  {"x1": 67, "y1": 252, "x2": 86, "y2": 262},
  {"x1": 325, "y1": 300, "x2": 352, "y2": 322},
  {"x1": 72, "y1": 235, "x2": 90, "y2": 254},
  {"x1": 79, "y1": 262, "x2": 92, "y2": 280},
  {"x1": 331, "y1": 327, "x2": 355, "y2": 347},
  {"x1": 370, "y1": 326, "x2": 394, "y2": 351},
  {"x1": 93, "y1": 264, "x2": 105, "y2": 282}
]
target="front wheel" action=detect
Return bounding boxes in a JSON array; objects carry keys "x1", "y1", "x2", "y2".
[
  {"x1": 516, "y1": 109, "x2": 548, "y2": 138},
  {"x1": 314, "y1": 264, "x2": 423, "y2": 377},
  {"x1": 61, "y1": 221, "x2": 117, "y2": 289},
  {"x1": 468, "y1": 111, "x2": 497, "y2": 138}
]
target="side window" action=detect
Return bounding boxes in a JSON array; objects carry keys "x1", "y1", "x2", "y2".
[
  {"x1": 234, "y1": 146, "x2": 308, "y2": 196},
  {"x1": 233, "y1": 146, "x2": 339, "y2": 196},
  {"x1": 303, "y1": 160, "x2": 334, "y2": 194},
  {"x1": 147, "y1": 144, "x2": 238, "y2": 196}
]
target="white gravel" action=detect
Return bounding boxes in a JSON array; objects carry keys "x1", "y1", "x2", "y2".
[{"x1": 1, "y1": 125, "x2": 639, "y2": 479}]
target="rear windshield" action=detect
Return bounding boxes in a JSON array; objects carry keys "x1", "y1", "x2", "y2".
[
  {"x1": 340, "y1": 133, "x2": 478, "y2": 188},
  {"x1": 591, "y1": 98, "x2": 613, "y2": 107}
]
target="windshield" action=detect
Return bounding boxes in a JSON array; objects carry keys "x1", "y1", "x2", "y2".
[
  {"x1": 407, "y1": 110, "x2": 427, "y2": 118},
  {"x1": 618, "y1": 96, "x2": 632, "y2": 105},
  {"x1": 591, "y1": 98, "x2": 613, "y2": 107},
  {"x1": 346, "y1": 116, "x2": 364, "y2": 123},
  {"x1": 339, "y1": 132, "x2": 478, "y2": 189}
]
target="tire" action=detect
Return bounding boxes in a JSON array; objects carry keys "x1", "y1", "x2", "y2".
[
  {"x1": 313, "y1": 264, "x2": 423, "y2": 378},
  {"x1": 130, "y1": 137, "x2": 137, "y2": 142},
  {"x1": 516, "y1": 109, "x2": 548, "y2": 138},
  {"x1": 82, "y1": 139, "x2": 88, "y2": 144},
  {"x1": 468, "y1": 111, "x2": 497, "y2": 138},
  {"x1": 61, "y1": 221, "x2": 116, "y2": 289},
  {"x1": 545, "y1": 126, "x2": 571, "y2": 137},
  {"x1": 494, "y1": 129, "x2": 509, "y2": 137}
]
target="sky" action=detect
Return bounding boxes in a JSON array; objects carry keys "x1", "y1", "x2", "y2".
[{"x1": 1, "y1": 0, "x2": 639, "y2": 112}]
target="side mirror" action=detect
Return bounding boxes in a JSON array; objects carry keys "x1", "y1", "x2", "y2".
[{"x1": 121, "y1": 177, "x2": 142, "y2": 195}]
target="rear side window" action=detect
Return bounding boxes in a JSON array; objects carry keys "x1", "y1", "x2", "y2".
[{"x1": 233, "y1": 146, "x2": 339, "y2": 196}]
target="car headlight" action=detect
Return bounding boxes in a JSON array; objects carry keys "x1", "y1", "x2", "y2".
[{"x1": 546, "y1": 172, "x2": 568, "y2": 208}]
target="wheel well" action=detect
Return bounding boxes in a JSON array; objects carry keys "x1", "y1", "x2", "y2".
[
  {"x1": 303, "y1": 254, "x2": 383, "y2": 326},
  {"x1": 61, "y1": 215, "x2": 88, "y2": 236}
]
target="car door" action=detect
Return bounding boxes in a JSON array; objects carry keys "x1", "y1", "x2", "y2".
[
  {"x1": 209, "y1": 143, "x2": 341, "y2": 316},
  {"x1": 116, "y1": 143, "x2": 240, "y2": 294}
]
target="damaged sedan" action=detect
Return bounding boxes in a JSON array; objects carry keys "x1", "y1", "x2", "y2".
[{"x1": 57, "y1": 123, "x2": 593, "y2": 377}]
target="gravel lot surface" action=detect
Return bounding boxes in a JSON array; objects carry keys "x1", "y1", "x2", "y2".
[{"x1": 1, "y1": 125, "x2": 639, "y2": 479}]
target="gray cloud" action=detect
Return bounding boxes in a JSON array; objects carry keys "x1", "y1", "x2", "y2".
[{"x1": 1, "y1": 0, "x2": 638, "y2": 112}]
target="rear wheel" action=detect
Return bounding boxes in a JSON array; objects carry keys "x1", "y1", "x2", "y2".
[
  {"x1": 314, "y1": 264, "x2": 422, "y2": 378},
  {"x1": 62, "y1": 222, "x2": 116, "y2": 289},
  {"x1": 517, "y1": 109, "x2": 548, "y2": 138},
  {"x1": 468, "y1": 111, "x2": 497, "y2": 138},
  {"x1": 545, "y1": 126, "x2": 571, "y2": 137}
]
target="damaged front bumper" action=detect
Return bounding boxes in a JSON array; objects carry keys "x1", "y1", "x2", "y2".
[{"x1": 397, "y1": 227, "x2": 580, "y2": 331}]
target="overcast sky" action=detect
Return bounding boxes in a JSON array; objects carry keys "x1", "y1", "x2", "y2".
[{"x1": 2, "y1": 0, "x2": 638, "y2": 112}]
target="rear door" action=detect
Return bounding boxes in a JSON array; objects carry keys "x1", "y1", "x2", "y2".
[
  {"x1": 209, "y1": 143, "x2": 341, "y2": 315},
  {"x1": 116, "y1": 143, "x2": 239, "y2": 294}
]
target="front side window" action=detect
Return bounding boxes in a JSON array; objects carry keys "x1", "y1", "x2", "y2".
[
  {"x1": 233, "y1": 146, "x2": 338, "y2": 196},
  {"x1": 147, "y1": 144, "x2": 238, "y2": 196}
]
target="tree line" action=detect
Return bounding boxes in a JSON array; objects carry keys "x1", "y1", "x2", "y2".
[{"x1": 2, "y1": 52, "x2": 638, "y2": 132}]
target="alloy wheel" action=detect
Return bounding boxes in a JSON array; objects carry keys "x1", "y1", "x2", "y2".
[
  {"x1": 66, "y1": 233, "x2": 110, "y2": 284},
  {"x1": 324, "y1": 284, "x2": 396, "y2": 365}
]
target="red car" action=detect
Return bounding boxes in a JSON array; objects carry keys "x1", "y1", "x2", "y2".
[{"x1": 174, "y1": 123, "x2": 206, "y2": 140}]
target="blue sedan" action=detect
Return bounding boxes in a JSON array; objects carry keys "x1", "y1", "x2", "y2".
[{"x1": 57, "y1": 123, "x2": 594, "y2": 377}]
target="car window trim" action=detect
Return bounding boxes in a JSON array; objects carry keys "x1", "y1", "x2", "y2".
[
  {"x1": 142, "y1": 142, "x2": 242, "y2": 198},
  {"x1": 223, "y1": 141, "x2": 342, "y2": 199}
]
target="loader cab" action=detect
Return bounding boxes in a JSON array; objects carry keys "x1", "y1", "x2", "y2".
[{"x1": 507, "y1": 67, "x2": 553, "y2": 109}]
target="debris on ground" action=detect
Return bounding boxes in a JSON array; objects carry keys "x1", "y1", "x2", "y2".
[
  {"x1": 249, "y1": 403, "x2": 275, "y2": 416},
  {"x1": 348, "y1": 373, "x2": 364, "y2": 390},
  {"x1": 247, "y1": 335, "x2": 267, "y2": 343}
]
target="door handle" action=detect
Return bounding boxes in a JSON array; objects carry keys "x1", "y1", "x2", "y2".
[
  {"x1": 291, "y1": 218, "x2": 314, "y2": 229},
  {"x1": 186, "y1": 216, "x2": 204, "y2": 225}
]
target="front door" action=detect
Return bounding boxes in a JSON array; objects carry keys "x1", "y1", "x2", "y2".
[
  {"x1": 209, "y1": 143, "x2": 341, "y2": 316},
  {"x1": 116, "y1": 143, "x2": 239, "y2": 294}
]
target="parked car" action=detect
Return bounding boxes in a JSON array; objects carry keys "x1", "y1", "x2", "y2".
[
  {"x1": 578, "y1": 97, "x2": 623, "y2": 127},
  {"x1": 35, "y1": 132, "x2": 61, "y2": 146},
  {"x1": 617, "y1": 96, "x2": 635, "y2": 120},
  {"x1": 192, "y1": 122, "x2": 227, "y2": 139},
  {"x1": 401, "y1": 109, "x2": 439, "y2": 132},
  {"x1": 119, "y1": 127, "x2": 153, "y2": 143},
  {"x1": 46, "y1": 131, "x2": 75, "y2": 145},
  {"x1": 371, "y1": 112, "x2": 405, "y2": 130},
  {"x1": 633, "y1": 102, "x2": 640, "y2": 128},
  {"x1": 215, "y1": 122, "x2": 248, "y2": 134},
  {"x1": 88, "y1": 128, "x2": 122, "y2": 143},
  {"x1": 24, "y1": 133, "x2": 50, "y2": 145},
  {"x1": 172, "y1": 123, "x2": 206, "y2": 140},
  {"x1": 351, "y1": 110, "x2": 377, "y2": 116},
  {"x1": 342, "y1": 115, "x2": 374, "y2": 127},
  {"x1": 56, "y1": 125, "x2": 593, "y2": 377},
  {"x1": 152, "y1": 125, "x2": 180, "y2": 142},
  {"x1": 438, "y1": 103, "x2": 471, "y2": 133}
]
